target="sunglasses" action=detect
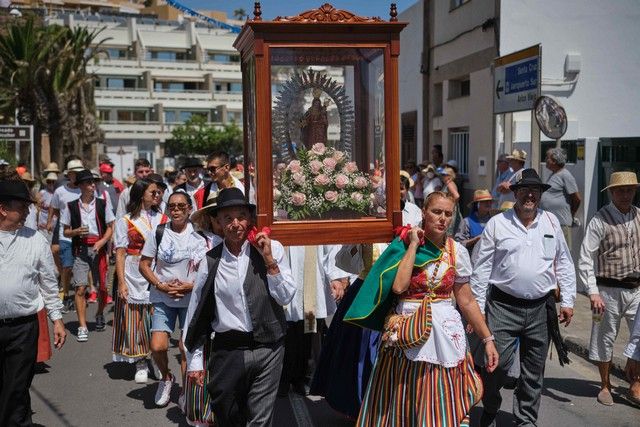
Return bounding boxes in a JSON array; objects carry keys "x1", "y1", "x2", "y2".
[
  {"x1": 168, "y1": 203, "x2": 189, "y2": 211},
  {"x1": 207, "y1": 164, "x2": 228, "y2": 174}
]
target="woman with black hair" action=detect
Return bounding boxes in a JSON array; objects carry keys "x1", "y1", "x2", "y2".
[{"x1": 112, "y1": 178, "x2": 168, "y2": 383}]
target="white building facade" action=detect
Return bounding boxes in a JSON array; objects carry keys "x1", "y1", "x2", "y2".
[
  {"x1": 48, "y1": 11, "x2": 242, "y2": 178},
  {"x1": 399, "y1": 0, "x2": 640, "y2": 234}
]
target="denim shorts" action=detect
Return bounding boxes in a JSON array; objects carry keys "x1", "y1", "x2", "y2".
[
  {"x1": 59, "y1": 240, "x2": 74, "y2": 268},
  {"x1": 151, "y1": 302, "x2": 188, "y2": 333}
]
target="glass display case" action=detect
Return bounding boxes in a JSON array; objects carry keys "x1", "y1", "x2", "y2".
[{"x1": 234, "y1": 3, "x2": 406, "y2": 245}]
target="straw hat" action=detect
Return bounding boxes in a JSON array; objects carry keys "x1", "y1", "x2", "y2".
[
  {"x1": 20, "y1": 172, "x2": 35, "y2": 183},
  {"x1": 500, "y1": 201, "x2": 515, "y2": 210},
  {"x1": 44, "y1": 172, "x2": 58, "y2": 182},
  {"x1": 421, "y1": 164, "x2": 436, "y2": 174},
  {"x1": 399, "y1": 170, "x2": 414, "y2": 188},
  {"x1": 506, "y1": 149, "x2": 527, "y2": 162},
  {"x1": 65, "y1": 159, "x2": 84, "y2": 174},
  {"x1": 125, "y1": 175, "x2": 137, "y2": 186},
  {"x1": 437, "y1": 166, "x2": 456, "y2": 180},
  {"x1": 601, "y1": 171, "x2": 640, "y2": 192},
  {"x1": 468, "y1": 189, "x2": 494, "y2": 207},
  {"x1": 191, "y1": 190, "x2": 219, "y2": 222},
  {"x1": 43, "y1": 162, "x2": 60, "y2": 173}
]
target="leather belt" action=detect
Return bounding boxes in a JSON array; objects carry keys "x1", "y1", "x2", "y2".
[
  {"x1": 0, "y1": 313, "x2": 38, "y2": 326},
  {"x1": 596, "y1": 276, "x2": 640, "y2": 289},
  {"x1": 489, "y1": 285, "x2": 551, "y2": 306}
]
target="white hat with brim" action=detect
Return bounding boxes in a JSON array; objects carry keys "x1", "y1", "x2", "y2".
[
  {"x1": 44, "y1": 172, "x2": 58, "y2": 182},
  {"x1": 601, "y1": 171, "x2": 640, "y2": 192},
  {"x1": 65, "y1": 159, "x2": 84, "y2": 175},
  {"x1": 400, "y1": 170, "x2": 414, "y2": 188}
]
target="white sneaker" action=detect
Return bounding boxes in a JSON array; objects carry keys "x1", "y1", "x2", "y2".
[
  {"x1": 77, "y1": 327, "x2": 88, "y2": 342},
  {"x1": 135, "y1": 360, "x2": 149, "y2": 384},
  {"x1": 154, "y1": 374, "x2": 175, "y2": 407}
]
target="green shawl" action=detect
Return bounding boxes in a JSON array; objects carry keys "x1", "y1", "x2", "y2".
[{"x1": 343, "y1": 237, "x2": 443, "y2": 331}]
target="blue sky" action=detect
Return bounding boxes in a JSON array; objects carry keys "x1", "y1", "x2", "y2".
[{"x1": 180, "y1": 0, "x2": 417, "y2": 21}]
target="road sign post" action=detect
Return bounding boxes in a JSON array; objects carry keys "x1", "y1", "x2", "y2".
[
  {"x1": 494, "y1": 45, "x2": 542, "y2": 171},
  {"x1": 0, "y1": 125, "x2": 34, "y2": 173}
]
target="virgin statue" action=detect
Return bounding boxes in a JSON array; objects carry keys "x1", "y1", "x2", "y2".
[{"x1": 300, "y1": 88, "x2": 329, "y2": 149}]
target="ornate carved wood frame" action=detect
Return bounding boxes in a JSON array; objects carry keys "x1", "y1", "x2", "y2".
[{"x1": 234, "y1": 3, "x2": 407, "y2": 245}]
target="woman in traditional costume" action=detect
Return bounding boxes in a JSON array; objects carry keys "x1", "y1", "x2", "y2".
[
  {"x1": 112, "y1": 178, "x2": 167, "y2": 382},
  {"x1": 346, "y1": 191, "x2": 498, "y2": 427}
]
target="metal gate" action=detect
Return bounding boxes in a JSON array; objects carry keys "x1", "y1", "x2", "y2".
[{"x1": 598, "y1": 137, "x2": 640, "y2": 208}]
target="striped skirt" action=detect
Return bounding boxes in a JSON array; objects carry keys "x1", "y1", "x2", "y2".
[
  {"x1": 356, "y1": 348, "x2": 482, "y2": 427},
  {"x1": 111, "y1": 297, "x2": 152, "y2": 363}
]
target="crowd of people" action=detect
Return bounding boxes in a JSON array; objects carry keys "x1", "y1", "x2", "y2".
[{"x1": 1, "y1": 147, "x2": 639, "y2": 427}]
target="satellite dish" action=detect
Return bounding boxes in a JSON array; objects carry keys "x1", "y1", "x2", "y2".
[{"x1": 534, "y1": 96, "x2": 567, "y2": 140}]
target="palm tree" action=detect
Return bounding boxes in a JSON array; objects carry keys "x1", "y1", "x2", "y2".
[
  {"x1": 233, "y1": 8, "x2": 247, "y2": 21},
  {"x1": 0, "y1": 16, "x2": 109, "y2": 171}
]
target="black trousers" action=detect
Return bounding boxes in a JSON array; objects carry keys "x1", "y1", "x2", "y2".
[
  {"x1": 0, "y1": 315, "x2": 39, "y2": 427},
  {"x1": 281, "y1": 321, "x2": 312, "y2": 386},
  {"x1": 207, "y1": 338, "x2": 284, "y2": 427}
]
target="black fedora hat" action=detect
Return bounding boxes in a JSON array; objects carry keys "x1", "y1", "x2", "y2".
[
  {"x1": 182, "y1": 157, "x2": 203, "y2": 169},
  {"x1": 75, "y1": 169, "x2": 99, "y2": 184},
  {"x1": 509, "y1": 168, "x2": 551, "y2": 192},
  {"x1": 212, "y1": 187, "x2": 254, "y2": 215},
  {"x1": 0, "y1": 179, "x2": 35, "y2": 203}
]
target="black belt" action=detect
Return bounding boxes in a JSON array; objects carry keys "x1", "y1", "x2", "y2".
[
  {"x1": 0, "y1": 313, "x2": 38, "y2": 326},
  {"x1": 489, "y1": 286, "x2": 551, "y2": 306},
  {"x1": 212, "y1": 330, "x2": 281, "y2": 350},
  {"x1": 596, "y1": 277, "x2": 640, "y2": 289}
]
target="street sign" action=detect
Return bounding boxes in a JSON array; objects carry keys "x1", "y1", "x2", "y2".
[
  {"x1": 0, "y1": 125, "x2": 32, "y2": 140},
  {"x1": 494, "y1": 45, "x2": 541, "y2": 114}
]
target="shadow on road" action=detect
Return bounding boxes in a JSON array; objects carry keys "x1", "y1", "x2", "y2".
[
  {"x1": 543, "y1": 377, "x2": 601, "y2": 398},
  {"x1": 104, "y1": 361, "x2": 134, "y2": 381}
]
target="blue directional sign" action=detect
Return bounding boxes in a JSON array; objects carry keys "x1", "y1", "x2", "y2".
[{"x1": 494, "y1": 45, "x2": 541, "y2": 114}]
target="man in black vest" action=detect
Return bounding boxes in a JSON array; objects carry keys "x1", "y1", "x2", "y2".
[
  {"x1": 61, "y1": 170, "x2": 115, "y2": 342},
  {"x1": 184, "y1": 187, "x2": 296, "y2": 426}
]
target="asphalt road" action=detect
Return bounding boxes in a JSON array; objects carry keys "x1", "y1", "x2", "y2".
[{"x1": 31, "y1": 303, "x2": 639, "y2": 427}]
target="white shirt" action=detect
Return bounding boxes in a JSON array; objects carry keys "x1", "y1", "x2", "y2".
[
  {"x1": 578, "y1": 203, "x2": 640, "y2": 295},
  {"x1": 184, "y1": 238, "x2": 296, "y2": 371},
  {"x1": 284, "y1": 245, "x2": 348, "y2": 321},
  {"x1": 25, "y1": 205, "x2": 37, "y2": 230},
  {"x1": 470, "y1": 208, "x2": 576, "y2": 312},
  {"x1": 141, "y1": 222, "x2": 207, "y2": 308},
  {"x1": 0, "y1": 227, "x2": 63, "y2": 321},
  {"x1": 402, "y1": 200, "x2": 423, "y2": 228},
  {"x1": 50, "y1": 184, "x2": 81, "y2": 242},
  {"x1": 60, "y1": 197, "x2": 116, "y2": 236},
  {"x1": 624, "y1": 302, "x2": 640, "y2": 361},
  {"x1": 37, "y1": 189, "x2": 54, "y2": 227}
]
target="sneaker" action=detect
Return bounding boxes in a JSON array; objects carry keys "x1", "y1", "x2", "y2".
[
  {"x1": 135, "y1": 360, "x2": 149, "y2": 384},
  {"x1": 106, "y1": 295, "x2": 113, "y2": 305},
  {"x1": 77, "y1": 327, "x2": 88, "y2": 342},
  {"x1": 61, "y1": 299, "x2": 69, "y2": 314},
  {"x1": 66, "y1": 298, "x2": 76, "y2": 313},
  {"x1": 95, "y1": 314, "x2": 106, "y2": 331},
  {"x1": 154, "y1": 374, "x2": 175, "y2": 407},
  {"x1": 88, "y1": 291, "x2": 97, "y2": 303}
]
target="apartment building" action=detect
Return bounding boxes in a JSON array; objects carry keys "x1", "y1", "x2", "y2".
[{"x1": 43, "y1": 6, "x2": 241, "y2": 178}]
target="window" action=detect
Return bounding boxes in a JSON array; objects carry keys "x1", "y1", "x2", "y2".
[
  {"x1": 449, "y1": 129, "x2": 469, "y2": 175},
  {"x1": 227, "y1": 111, "x2": 242, "y2": 123},
  {"x1": 106, "y1": 48, "x2": 127, "y2": 59},
  {"x1": 448, "y1": 77, "x2": 470, "y2": 99},
  {"x1": 229, "y1": 83, "x2": 242, "y2": 93},
  {"x1": 116, "y1": 110, "x2": 148, "y2": 122},
  {"x1": 106, "y1": 78, "x2": 137, "y2": 89},
  {"x1": 147, "y1": 50, "x2": 188, "y2": 62},
  {"x1": 98, "y1": 110, "x2": 111, "y2": 121},
  {"x1": 164, "y1": 111, "x2": 177, "y2": 123},
  {"x1": 179, "y1": 111, "x2": 208, "y2": 122}
]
